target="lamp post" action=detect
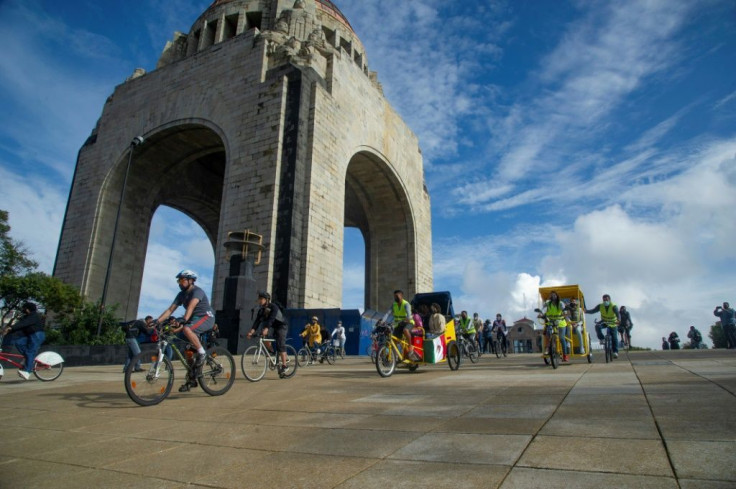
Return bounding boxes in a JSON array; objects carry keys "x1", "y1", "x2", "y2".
[{"x1": 96, "y1": 136, "x2": 144, "y2": 337}]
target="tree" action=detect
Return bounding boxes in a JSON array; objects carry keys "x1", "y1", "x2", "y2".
[
  {"x1": 709, "y1": 323, "x2": 727, "y2": 349},
  {"x1": 51, "y1": 301, "x2": 123, "y2": 346},
  {"x1": 0, "y1": 210, "x2": 37, "y2": 276},
  {"x1": 0, "y1": 272, "x2": 82, "y2": 323}
]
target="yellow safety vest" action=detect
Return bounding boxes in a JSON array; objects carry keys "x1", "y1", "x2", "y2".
[
  {"x1": 600, "y1": 303, "x2": 618, "y2": 327},
  {"x1": 392, "y1": 299, "x2": 414, "y2": 325},
  {"x1": 545, "y1": 301, "x2": 567, "y2": 328}
]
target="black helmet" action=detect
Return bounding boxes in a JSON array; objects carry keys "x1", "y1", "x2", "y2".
[{"x1": 257, "y1": 290, "x2": 271, "y2": 301}]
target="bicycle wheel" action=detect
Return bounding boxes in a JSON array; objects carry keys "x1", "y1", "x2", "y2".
[
  {"x1": 467, "y1": 342, "x2": 479, "y2": 363},
  {"x1": 125, "y1": 353, "x2": 174, "y2": 406},
  {"x1": 241, "y1": 345, "x2": 268, "y2": 382},
  {"x1": 199, "y1": 346, "x2": 235, "y2": 396},
  {"x1": 549, "y1": 334, "x2": 559, "y2": 369},
  {"x1": 375, "y1": 344, "x2": 396, "y2": 377},
  {"x1": 297, "y1": 348, "x2": 311, "y2": 367},
  {"x1": 446, "y1": 340, "x2": 461, "y2": 371},
  {"x1": 281, "y1": 345, "x2": 298, "y2": 378},
  {"x1": 605, "y1": 335, "x2": 613, "y2": 363},
  {"x1": 323, "y1": 346, "x2": 336, "y2": 365},
  {"x1": 33, "y1": 359, "x2": 64, "y2": 381},
  {"x1": 587, "y1": 334, "x2": 593, "y2": 363}
]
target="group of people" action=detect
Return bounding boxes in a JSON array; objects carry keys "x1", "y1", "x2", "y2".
[
  {"x1": 379, "y1": 289, "x2": 446, "y2": 362},
  {"x1": 661, "y1": 302, "x2": 736, "y2": 351},
  {"x1": 538, "y1": 292, "x2": 633, "y2": 361},
  {"x1": 455, "y1": 311, "x2": 510, "y2": 356},
  {"x1": 299, "y1": 315, "x2": 346, "y2": 362}
]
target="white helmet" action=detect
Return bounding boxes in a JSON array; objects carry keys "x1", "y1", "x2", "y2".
[{"x1": 175, "y1": 269, "x2": 198, "y2": 281}]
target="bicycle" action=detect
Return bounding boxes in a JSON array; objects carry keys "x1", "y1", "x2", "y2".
[
  {"x1": 124, "y1": 319, "x2": 235, "y2": 406},
  {"x1": 495, "y1": 334, "x2": 508, "y2": 358},
  {"x1": 241, "y1": 336, "x2": 297, "y2": 381},
  {"x1": 601, "y1": 321, "x2": 617, "y2": 363},
  {"x1": 457, "y1": 333, "x2": 479, "y2": 363},
  {"x1": 297, "y1": 341, "x2": 335, "y2": 367},
  {"x1": 366, "y1": 330, "x2": 386, "y2": 364},
  {"x1": 0, "y1": 334, "x2": 64, "y2": 381},
  {"x1": 535, "y1": 309, "x2": 562, "y2": 369}
]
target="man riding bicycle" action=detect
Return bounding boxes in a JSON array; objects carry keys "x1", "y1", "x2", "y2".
[
  {"x1": 585, "y1": 294, "x2": 620, "y2": 358},
  {"x1": 156, "y1": 270, "x2": 215, "y2": 389},
  {"x1": 492, "y1": 314, "x2": 508, "y2": 355},
  {"x1": 456, "y1": 311, "x2": 475, "y2": 342},
  {"x1": 381, "y1": 289, "x2": 417, "y2": 361},
  {"x1": 247, "y1": 291, "x2": 290, "y2": 378}
]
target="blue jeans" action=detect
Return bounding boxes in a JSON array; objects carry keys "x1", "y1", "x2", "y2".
[
  {"x1": 571, "y1": 323, "x2": 584, "y2": 353},
  {"x1": 123, "y1": 337, "x2": 142, "y2": 371},
  {"x1": 13, "y1": 331, "x2": 46, "y2": 372},
  {"x1": 557, "y1": 326, "x2": 570, "y2": 355},
  {"x1": 595, "y1": 324, "x2": 618, "y2": 354}
]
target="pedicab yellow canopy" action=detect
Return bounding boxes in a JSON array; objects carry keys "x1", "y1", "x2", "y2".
[{"x1": 538, "y1": 285, "x2": 585, "y2": 304}]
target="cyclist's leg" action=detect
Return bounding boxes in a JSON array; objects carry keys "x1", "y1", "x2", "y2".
[
  {"x1": 610, "y1": 326, "x2": 618, "y2": 354},
  {"x1": 273, "y1": 325, "x2": 288, "y2": 375},
  {"x1": 595, "y1": 322, "x2": 605, "y2": 343}
]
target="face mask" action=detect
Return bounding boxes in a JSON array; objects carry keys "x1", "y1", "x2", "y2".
[{"x1": 603, "y1": 301, "x2": 610, "y2": 306}]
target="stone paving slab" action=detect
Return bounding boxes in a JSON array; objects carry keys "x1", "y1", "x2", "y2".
[{"x1": 0, "y1": 350, "x2": 734, "y2": 488}]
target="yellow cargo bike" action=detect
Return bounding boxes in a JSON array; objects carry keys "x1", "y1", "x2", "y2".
[{"x1": 536, "y1": 285, "x2": 593, "y2": 368}]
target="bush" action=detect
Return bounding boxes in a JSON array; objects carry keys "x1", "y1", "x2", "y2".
[{"x1": 50, "y1": 302, "x2": 124, "y2": 346}]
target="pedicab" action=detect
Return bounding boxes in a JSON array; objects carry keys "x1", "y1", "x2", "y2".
[
  {"x1": 536, "y1": 285, "x2": 593, "y2": 368},
  {"x1": 374, "y1": 291, "x2": 461, "y2": 377}
]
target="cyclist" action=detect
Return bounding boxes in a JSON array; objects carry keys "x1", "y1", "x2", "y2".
[
  {"x1": 585, "y1": 294, "x2": 620, "y2": 358},
  {"x1": 331, "y1": 321, "x2": 346, "y2": 356},
  {"x1": 457, "y1": 310, "x2": 475, "y2": 343},
  {"x1": 481, "y1": 319, "x2": 494, "y2": 353},
  {"x1": 2, "y1": 302, "x2": 45, "y2": 380},
  {"x1": 668, "y1": 331, "x2": 681, "y2": 350},
  {"x1": 566, "y1": 298, "x2": 584, "y2": 354},
  {"x1": 542, "y1": 291, "x2": 570, "y2": 362},
  {"x1": 156, "y1": 270, "x2": 216, "y2": 389},
  {"x1": 381, "y1": 289, "x2": 416, "y2": 361},
  {"x1": 492, "y1": 314, "x2": 508, "y2": 355},
  {"x1": 300, "y1": 316, "x2": 323, "y2": 362},
  {"x1": 687, "y1": 325, "x2": 703, "y2": 349},
  {"x1": 246, "y1": 291, "x2": 290, "y2": 377}
]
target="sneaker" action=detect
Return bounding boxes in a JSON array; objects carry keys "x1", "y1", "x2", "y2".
[
  {"x1": 277, "y1": 366, "x2": 285, "y2": 378},
  {"x1": 613, "y1": 352, "x2": 618, "y2": 359},
  {"x1": 562, "y1": 355, "x2": 569, "y2": 362},
  {"x1": 17, "y1": 370, "x2": 30, "y2": 380},
  {"x1": 195, "y1": 353, "x2": 206, "y2": 367}
]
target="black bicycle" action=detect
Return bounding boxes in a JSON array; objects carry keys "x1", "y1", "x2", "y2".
[
  {"x1": 124, "y1": 318, "x2": 235, "y2": 406},
  {"x1": 457, "y1": 334, "x2": 479, "y2": 363}
]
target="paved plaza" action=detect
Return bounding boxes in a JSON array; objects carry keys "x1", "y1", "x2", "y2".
[{"x1": 0, "y1": 349, "x2": 734, "y2": 488}]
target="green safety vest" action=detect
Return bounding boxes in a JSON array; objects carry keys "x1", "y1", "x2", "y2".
[
  {"x1": 600, "y1": 303, "x2": 618, "y2": 327},
  {"x1": 392, "y1": 299, "x2": 413, "y2": 325},
  {"x1": 545, "y1": 301, "x2": 567, "y2": 328},
  {"x1": 459, "y1": 317, "x2": 475, "y2": 333}
]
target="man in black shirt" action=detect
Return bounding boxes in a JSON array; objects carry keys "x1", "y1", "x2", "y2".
[
  {"x1": 247, "y1": 291, "x2": 290, "y2": 378},
  {"x1": 3, "y1": 302, "x2": 45, "y2": 380}
]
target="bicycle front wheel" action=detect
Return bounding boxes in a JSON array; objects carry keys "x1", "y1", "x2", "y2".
[
  {"x1": 297, "y1": 348, "x2": 311, "y2": 367},
  {"x1": 549, "y1": 335, "x2": 559, "y2": 369},
  {"x1": 241, "y1": 345, "x2": 268, "y2": 382},
  {"x1": 125, "y1": 354, "x2": 174, "y2": 406},
  {"x1": 468, "y1": 343, "x2": 480, "y2": 363},
  {"x1": 324, "y1": 346, "x2": 336, "y2": 365},
  {"x1": 33, "y1": 360, "x2": 64, "y2": 381},
  {"x1": 605, "y1": 336, "x2": 613, "y2": 363},
  {"x1": 375, "y1": 345, "x2": 397, "y2": 377},
  {"x1": 494, "y1": 340, "x2": 501, "y2": 358},
  {"x1": 199, "y1": 346, "x2": 235, "y2": 396}
]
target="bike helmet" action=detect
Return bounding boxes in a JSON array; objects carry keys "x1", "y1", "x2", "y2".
[{"x1": 175, "y1": 269, "x2": 198, "y2": 281}]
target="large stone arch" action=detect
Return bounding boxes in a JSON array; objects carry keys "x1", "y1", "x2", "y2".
[
  {"x1": 85, "y1": 121, "x2": 228, "y2": 318},
  {"x1": 344, "y1": 148, "x2": 418, "y2": 312}
]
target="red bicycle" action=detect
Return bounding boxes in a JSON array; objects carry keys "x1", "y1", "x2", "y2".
[{"x1": 0, "y1": 335, "x2": 65, "y2": 381}]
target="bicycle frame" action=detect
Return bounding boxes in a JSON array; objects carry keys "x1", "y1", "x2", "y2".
[{"x1": 0, "y1": 336, "x2": 64, "y2": 380}]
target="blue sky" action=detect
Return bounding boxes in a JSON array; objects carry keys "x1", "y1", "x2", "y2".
[{"x1": 0, "y1": 0, "x2": 734, "y2": 349}]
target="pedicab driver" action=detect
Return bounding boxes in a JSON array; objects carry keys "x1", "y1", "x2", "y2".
[
  {"x1": 381, "y1": 290, "x2": 417, "y2": 361},
  {"x1": 585, "y1": 294, "x2": 621, "y2": 358},
  {"x1": 156, "y1": 270, "x2": 215, "y2": 372}
]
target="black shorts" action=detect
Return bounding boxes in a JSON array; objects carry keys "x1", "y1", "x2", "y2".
[
  {"x1": 393, "y1": 322, "x2": 410, "y2": 338},
  {"x1": 272, "y1": 324, "x2": 288, "y2": 353}
]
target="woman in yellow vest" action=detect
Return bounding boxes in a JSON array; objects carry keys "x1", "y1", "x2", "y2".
[{"x1": 542, "y1": 290, "x2": 570, "y2": 362}]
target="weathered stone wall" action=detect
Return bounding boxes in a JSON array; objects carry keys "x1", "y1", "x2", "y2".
[{"x1": 54, "y1": 0, "x2": 432, "y2": 322}]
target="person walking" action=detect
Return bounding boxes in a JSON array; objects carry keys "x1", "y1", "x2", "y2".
[
  {"x1": 662, "y1": 337, "x2": 670, "y2": 350},
  {"x1": 668, "y1": 331, "x2": 681, "y2": 350}
]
